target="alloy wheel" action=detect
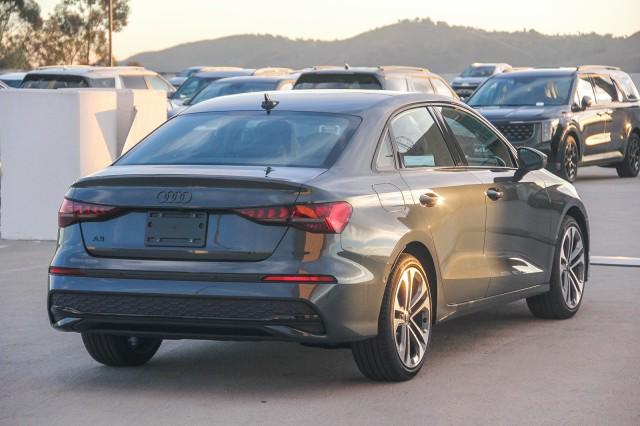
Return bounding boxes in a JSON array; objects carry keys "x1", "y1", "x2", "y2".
[
  {"x1": 559, "y1": 225, "x2": 586, "y2": 309},
  {"x1": 393, "y1": 266, "x2": 431, "y2": 369},
  {"x1": 564, "y1": 140, "x2": 578, "y2": 181}
]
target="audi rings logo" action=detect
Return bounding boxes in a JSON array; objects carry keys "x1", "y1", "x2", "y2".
[{"x1": 157, "y1": 190, "x2": 192, "y2": 203}]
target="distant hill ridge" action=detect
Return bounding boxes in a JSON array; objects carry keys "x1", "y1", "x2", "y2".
[{"x1": 124, "y1": 18, "x2": 640, "y2": 73}]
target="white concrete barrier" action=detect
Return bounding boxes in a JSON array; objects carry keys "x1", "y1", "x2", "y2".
[{"x1": 0, "y1": 88, "x2": 166, "y2": 240}]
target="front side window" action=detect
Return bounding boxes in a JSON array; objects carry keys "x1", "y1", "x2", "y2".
[
  {"x1": 294, "y1": 73, "x2": 383, "y2": 90},
  {"x1": 173, "y1": 76, "x2": 213, "y2": 99},
  {"x1": 591, "y1": 75, "x2": 619, "y2": 104},
  {"x1": 121, "y1": 75, "x2": 148, "y2": 89},
  {"x1": 468, "y1": 75, "x2": 573, "y2": 107},
  {"x1": 389, "y1": 108, "x2": 454, "y2": 168},
  {"x1": 118, "y1": 111, "x2": 361, "y2": 168},
  {"x1": 575, "y1": 75, "x2": 596, "y2": 104},
  {"x1": 439, "y1": 107, "x2": 514, "y2": 168}
]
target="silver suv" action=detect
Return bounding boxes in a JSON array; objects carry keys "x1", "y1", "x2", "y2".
[
  {"x1": 450, "y1": 63, "x2": 512, "y2": 99},
  {"x1": 293, "y1": 65, "x2": 458, "y2": 99}
]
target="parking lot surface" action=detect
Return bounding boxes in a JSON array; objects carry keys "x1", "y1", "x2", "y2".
[{"x1": 1, "y1": 166, "x2": 639, "y2": 425}]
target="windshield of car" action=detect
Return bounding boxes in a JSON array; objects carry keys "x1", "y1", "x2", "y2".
[
  {"x1": 467, "y1": 75, "x2": 573, "y2": 107},
  {"x1": 460, "y1": 66, "x2": 496, "y2": 78},
  {"x1": 178, "y1": 69, "x2": 198, "y2": 77},
  {"x1": 294, "y1": 73, "x2": 383, "y2": 90},
  {"x1": 190, "y1": 80, "x2": 276, "y2": 105},
  {"x1": 118, "y1": 111, "x2": 361, "y2": 168},
  {"x1": 21, "y1": 74, "x2": 89, "y2": 89},
  {"x1": 173, "y1": 76, "x2": 216, "y2": 99}
]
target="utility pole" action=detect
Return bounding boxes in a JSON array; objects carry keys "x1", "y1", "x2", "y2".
[{"x1": 108, "y1": 0, "x2": 113, "y2": 66}]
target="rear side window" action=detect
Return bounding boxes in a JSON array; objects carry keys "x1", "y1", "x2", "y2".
[
  {"x1": 591, "y1": 75, "x2": 619, "y2": 104},
  {"x1": 439, "y1": 106, "x2": 514, "y2": 168},
  {"x1": 90, "y1": 78, "x2": 116, "y2": 88},
  {"x1": 21, "y1": 75, "x2": 89, "y2": 89},
  {"x1": 118, "y1": 111, "x2": 361, "y2": 168},
  {"x1": 121, "y1": 75, "x2": 148, "y2": 89},
  {"x1": 294, "y1": 73, "x2": 383, "y2": 90},
  {"x1": 390, "y1": 107, "x2": 454, "y2": 168},
  {"x1": 146, "y1": 75, "x2": 171, "y2": 91},
  {"x1": 409, "y1": 78, "x2": 434, "y2": 94},
  {"x1": 431, "y1": 78, "x2": 455, "y2": 98}
]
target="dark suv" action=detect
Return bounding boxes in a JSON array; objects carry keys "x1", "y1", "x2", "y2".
[
  {"x1": 293, "y1": 65, "x2": 458, "y2": 99},
  {"x1": 467, "y1": 66, "x2": 640, "y2": 181}
]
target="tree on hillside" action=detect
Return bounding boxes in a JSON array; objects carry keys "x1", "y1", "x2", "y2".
[
  {"x1": 0, "y1": 0, "x2": 42, "y2": 68},
  {"x1": 32, "y1": 0, "x2": 129, "y2": 66}
]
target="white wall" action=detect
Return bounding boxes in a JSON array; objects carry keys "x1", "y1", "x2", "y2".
[{"x1": 0, "y1": 89, "x2": 166, "y2": 240}]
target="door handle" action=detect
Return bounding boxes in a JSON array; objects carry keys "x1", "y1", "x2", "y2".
[
  {"x1": 419, "y1": 193, "x2": 440, "y2": 207},
  {"x1": 486, "y1": 188, "x2": 503, "y2": 201}
]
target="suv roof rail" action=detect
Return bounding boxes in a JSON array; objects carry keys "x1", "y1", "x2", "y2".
[
  {"x1": 379, "y1": 65, "x2": 431, "y2": 73},
  {"x1": 311, "y1": 65, "x2": 342, "y2": 70},
  {"x1": 577, "y1": 65, "x2": 621, "y2": 71},
  {"x1": 503, "y1": 67, "x2": 534, "y2": 72},
  {"x1": 253, "y1": 67, "x2": 295, "y2": 76}
]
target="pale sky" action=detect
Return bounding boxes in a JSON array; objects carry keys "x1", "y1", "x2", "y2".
[{"x1": 37, "y1": 0, "x2": 640, "y2": 59}]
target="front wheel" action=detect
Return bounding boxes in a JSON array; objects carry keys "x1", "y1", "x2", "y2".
[
  {"x1": 352, "y1": 254, "x2": 433, "y2": 381},
  {"x1": 82, "y1": 333, "x2": 162, "y2": 366},
  {"x1": 616, "y1": 132, "x2": 640, "y2": 177},
  {"x1": 527, "y1": 216, "x2": 586, "y2": 319}
]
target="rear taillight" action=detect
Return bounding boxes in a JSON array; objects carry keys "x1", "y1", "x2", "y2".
[
  {"x1": 58, "y1": 198, "x2": 121, "y2": 228},
  {"x1": 235, "y1": 202, "x2": 352, "y2": 234}
]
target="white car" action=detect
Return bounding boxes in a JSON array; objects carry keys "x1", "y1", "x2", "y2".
[{"x1": 20, "y1": 66, "x2": 175, "y2": 95}]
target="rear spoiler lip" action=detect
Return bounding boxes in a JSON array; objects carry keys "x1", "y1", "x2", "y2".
[{"x1": 72, "y1": 174, "x2": 307, "y2": 192}]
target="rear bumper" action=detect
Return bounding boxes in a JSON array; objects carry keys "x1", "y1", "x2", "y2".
[{"x1": 48, "y1": 273, "x2": 377, "y2": 344}]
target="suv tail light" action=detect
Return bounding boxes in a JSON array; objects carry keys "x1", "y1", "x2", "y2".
[
  {"x1": 235, "y1": 202, "x2": 352, "y2": 234},
  {"x1": 58, "y1": 198, "x2": 121, "y2": 228}
]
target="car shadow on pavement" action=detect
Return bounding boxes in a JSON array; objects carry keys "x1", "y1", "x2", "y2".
[{"x1": 62, "y1": 301, "x2": 544, "y2": 395}]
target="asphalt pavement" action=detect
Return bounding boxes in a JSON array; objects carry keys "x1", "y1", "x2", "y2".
[{"x1": 0, "y1": 166, "x2": 638, "y2": 425}]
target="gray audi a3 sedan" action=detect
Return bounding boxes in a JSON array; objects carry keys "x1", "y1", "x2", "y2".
[{"x1": 48, "y1": 90, "x2": 589, "y2": 381}]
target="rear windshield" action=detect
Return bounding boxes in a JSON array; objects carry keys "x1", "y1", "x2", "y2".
[
  {"x1": 117, "y1": 111, "x2": 361, "y2": 168},
  {"x1": 190, "y1": 80, "x2": 276, "y2": 105},
  {"x1": 21, "y1": 74, "x2": 89, "y2": 89},
  {"x1": 460, "y1": 66, "x2": 496, "y2": 78},
  {"x1": 294, "y1": 73, "x2": 383, "y2": 90}
]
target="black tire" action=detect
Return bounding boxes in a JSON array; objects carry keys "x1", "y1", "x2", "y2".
[
  {"x1": 616, "y1": 132, "x2": 640, "y2": 178},
  {"x1": 527, "y1": 216, "x2": 586, "y2": 319},
  {"x1": 81, "y1": 333, "x2": 162, "y2": 366},
  {"x1": 352, "y1": 254, "x2": 433, "y2": 382},
  {"x1": 558, "y1": 135, "x2": 579, "y2": 182}
]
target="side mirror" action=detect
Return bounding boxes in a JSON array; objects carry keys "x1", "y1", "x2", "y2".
[
  {"x1": 166, "y1": 90, "x2": 175, "y2": 99},
  {"x1": 182, "y1": 97, "x2": 192, "y2": 106},
  {"x1": 514, "y1": 147, "x2": 547, "y2": 181},
  {"x1": 581, "y1": 95, "x2": 593, "y2": 110}
]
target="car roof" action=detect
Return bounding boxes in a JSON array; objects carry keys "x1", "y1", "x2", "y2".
[
  {"x1": 192, "y1": 69, "x2": 256, "y2": 78},
  {"x1": 185, "y1": 89, "x2": 457, "y2": 116},
  {"x1": 207, "y1": 75, "x2": 296, "y2": 84},
  {"x1": 492, "y1": 68, "x2": 578, "y2": 78},
  {"x1": 297, "y1": 66, "x2": 441, "y2": 79},
  {"x1": 26, "y1": 66, "x2": 157, "y2": 78},
  {"x1": 0, "y1": 72, "x2": 26, "y2": 80}
]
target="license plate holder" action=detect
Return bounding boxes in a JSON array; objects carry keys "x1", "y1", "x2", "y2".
[{"x1": 145, "y1": 211, "x2": 208, "y2": 248}]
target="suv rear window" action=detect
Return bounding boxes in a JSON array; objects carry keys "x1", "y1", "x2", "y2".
[
  {"x1": 294, "y1": 73, "x2": 383, "y2": 90},
  {"x1": 21, "y1": 75, "x2": 89, "y2": 89},
  {"x1": 118, "y1": 111, "x2": 361, "y2": 168}
]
